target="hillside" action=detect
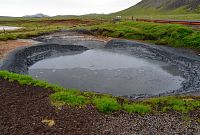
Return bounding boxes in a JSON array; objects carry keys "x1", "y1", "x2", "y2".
[{"x1": 113, "y1": 0, "x2": 200, "y2": 16}]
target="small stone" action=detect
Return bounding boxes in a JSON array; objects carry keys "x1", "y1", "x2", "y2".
[{"x1": 42, "y1": 119, "x2": 55, "y2": 127}]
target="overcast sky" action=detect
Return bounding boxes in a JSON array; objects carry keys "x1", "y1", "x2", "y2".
[{"x1": 0, "y1": 0, "x2": 141, "y2": 17}]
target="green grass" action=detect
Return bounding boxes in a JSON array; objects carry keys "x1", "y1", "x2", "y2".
[
  {"x1": 1, "y1": 17, "x2": 200, "y2": 50},
  {"x1": 123, "y1": 103, "x2": 151, "y2": 115},
  {"x1": 79, "y1": 13, "x2": 200, "y2": 21},
  {"x1": 0, "y1": 18, "x2": 98, "y2": 41},
  {"x1": 112, "y1": 6, "x2": 193, "y2": 17},
  {"x1": 0, "y1": 70, "x2": 200, "y2": 114},
  {"x1": 0, "y1": 27, "x2": 68, "y2": 41},
  {"x1": 79, "y1": 21, "x2": 200, "y2": 49},
  {"x1": 92, "y1": 96, "x2": 121, "y2": 113},
  {"x1": 145, "y1": 96, "x2": 200, "y2": 113},
  {"x1": 110, "y1": 3, "x2": 200, "y2": 20},
  {"x1": 0, "y1": 70, "x2": 66, "y2": 91},
  {"x1": 50, "y1": 91, "x2": 86, "y2": 106}
]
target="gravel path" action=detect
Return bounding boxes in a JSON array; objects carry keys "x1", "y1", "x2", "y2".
[{"x1": 0, "y1": 78, "x2": 199, "y2": 135}]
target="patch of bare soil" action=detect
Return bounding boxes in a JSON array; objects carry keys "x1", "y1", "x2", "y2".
[
  {"x1": 0, "y1": 40, "x2": 35, "y2": 59},
  {"x1": 0, "y1": 78, "x2": 199, "y2": 135}
]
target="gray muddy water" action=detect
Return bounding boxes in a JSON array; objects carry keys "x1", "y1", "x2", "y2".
[{"x1": 29, "y1": 49, "x2": 185, "y2": 96}]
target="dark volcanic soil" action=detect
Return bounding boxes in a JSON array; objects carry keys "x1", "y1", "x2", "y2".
[{"x1": 0, "y1": 78, "x2": 200, "y2": 135}]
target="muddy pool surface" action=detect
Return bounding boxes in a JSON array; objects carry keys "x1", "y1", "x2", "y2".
[{"x1": 29, "y1": 49, "x2": 184, "y2": 96}]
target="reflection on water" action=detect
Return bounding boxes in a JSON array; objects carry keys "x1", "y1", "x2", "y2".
[
  {"x1": 29, "y1": 49, "x2": 185, "y2": 96},
  {"x1": 0, "y1": 26, "x2": 22, "y2": 31}
]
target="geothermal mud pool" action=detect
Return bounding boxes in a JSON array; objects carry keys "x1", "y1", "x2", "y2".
[
  {"x1": 29, "y1": 49, "x2": 184, "y2": 96},
  {"x1": 1, "y1": 31, "x2": 200, "y2": 97}
]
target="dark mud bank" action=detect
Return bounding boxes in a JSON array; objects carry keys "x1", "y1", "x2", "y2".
[{"x1": 106, "y1": 39, "x2": 200, "y2": 97}]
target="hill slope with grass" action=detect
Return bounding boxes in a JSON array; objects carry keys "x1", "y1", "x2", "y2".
[{"x1": 112, "y1": 0, "x2": 200, "y2": 16}]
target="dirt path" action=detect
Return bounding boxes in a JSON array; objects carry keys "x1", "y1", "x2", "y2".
[
  {"x1": 0, "y1": 78, "x2": 199, "y2": 135},
  {"x1": 0, "y1": 39, "x2": 38, "y2": 59}
]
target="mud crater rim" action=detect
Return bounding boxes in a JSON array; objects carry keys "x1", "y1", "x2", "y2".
[{"x1": 1, "y1": 35, "x2": 200, "y2": 98}]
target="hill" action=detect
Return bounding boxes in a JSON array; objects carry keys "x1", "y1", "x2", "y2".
[
  {"x1": 113, "y1": 0, "x2": 200, "y2": 16},
  {"x1": 23, "y1": 13, "x2": 49, "y2": 18}
]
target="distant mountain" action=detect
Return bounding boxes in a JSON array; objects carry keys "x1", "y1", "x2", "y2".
[
  {"x1": 23, "y1": 13, "x2": 49, "y2": 18},
  {"x1": 53, "y1": 15, "x2": 78, "y2": 18},
  {"x1": 113, "y1": 0, "x2": 200, "y2": 16},
  {"x1": 0, "y1": 16, "x2": 13, "y2": 18}
]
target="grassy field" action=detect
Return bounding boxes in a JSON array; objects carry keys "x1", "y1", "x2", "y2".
[
  {"x1": 114, "y1": 14, "x2": 200, "y2": 20},
  {"x1": 63, "y1": 14, "x2": 200, "y2": 21},
  {"x1": 0, "y1": 17, "x2": 200, "y2": 49},
  {"x1": 0, "y1": 70, "x2": 199, "y2": 114},
  {"x1": 79, "y1": 21, "x2": 200, "y2": 49},
  {"x1": 0, "y1": 18, "x2": 99, "y2": 41}
]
